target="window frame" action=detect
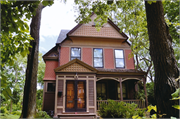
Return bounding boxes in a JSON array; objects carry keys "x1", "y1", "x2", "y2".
[
  {"x1": 70, "y1": 47, "x2": 81, "y2": 60},
  {"x1": 47, "y1": 83, "x2": 56, "y2": 92},
  {"x1": 114, "y1": 49, "x2": 125, "y2": 68},
  {"x1": 93, "y1": 48, "x2": 104, "y2": 68}
]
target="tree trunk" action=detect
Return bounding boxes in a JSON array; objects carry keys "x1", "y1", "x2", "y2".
[
  {"x1": 145, "y1": 1, "x2": 179, "y2": 118},
  {"x1": 20, "y1": 3, "x2": 44, "y2": 118}
]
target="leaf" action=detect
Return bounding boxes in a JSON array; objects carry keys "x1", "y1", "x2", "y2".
[
  {"x1": 2, "y1": 88, "x2": 12, "y2": 100},
  {"x1": 171, "y1": 97, "x2": 180, "y2": 100},
  {"x1": 147, "y1": 105, "x2": 157, "y2": 112},
  {"x1": 172, "y1": 105, "x2": 180, "y2": 110},
  {"x1": 171, "y1": 88, "x2": 180, "y2": 98},
  {"x1": 175, "y1": 76, "x2": 180, "y2": 82}
]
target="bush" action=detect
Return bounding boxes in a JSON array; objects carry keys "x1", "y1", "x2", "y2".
[
  {"x1": 99, "y1": 99, "x2": 146, "y2": 118},
  {"x1": 0, "y1": 106, "x2": 9, "y2": 114},
  {"x1": 146, "y1": 82, "x2": 155, "y2": 105},
  {"x1": 11, "y1": 110, "x2": 21, "y2": 115},
  {"x1": 35, "y1": 111, "x2": 51, "y2": 118}
]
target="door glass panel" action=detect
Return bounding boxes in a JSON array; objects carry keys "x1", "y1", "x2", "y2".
[
  {"x1": 77, "y1": 81, "x2": 85, "y2": 108},
  {"x1": 66, "y1": 81, "x2": 75, "y2": 109}
]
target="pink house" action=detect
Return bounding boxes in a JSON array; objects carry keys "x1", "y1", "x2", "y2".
[{"x1": 42, "y1": 14, "x2": 147, "y2": 118}]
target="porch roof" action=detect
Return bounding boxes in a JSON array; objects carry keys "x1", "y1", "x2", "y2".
[{"x1": 96, "y1": 68, "x2": 147, "y2": 75}]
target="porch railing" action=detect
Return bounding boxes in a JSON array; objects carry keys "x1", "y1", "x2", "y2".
[{"x1": 97, "y1": 100, "x2": 145, "y2": 110}]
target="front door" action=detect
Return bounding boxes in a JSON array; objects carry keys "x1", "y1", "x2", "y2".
[{"x1": 66, "y1": 80, "x2": 86, "y2": 112}]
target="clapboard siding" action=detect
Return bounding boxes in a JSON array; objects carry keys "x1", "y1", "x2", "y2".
[
  {"x1": 89, "y1": 80, "x2": 94, "y2": 106},
  {"x1": 57, "y1": 80, "x2": 63, "y2": 106}
]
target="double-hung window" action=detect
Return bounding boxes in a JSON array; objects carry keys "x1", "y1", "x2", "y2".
[
  {"x1": 93, "y1": 48, "x2": 103, "y2": 68},
  {"x1": 71, "y1": 48, "x2": 81, "y2": 60},
  {"x1": 115, "y1": 49, "x2": 125, "y2": 68}
]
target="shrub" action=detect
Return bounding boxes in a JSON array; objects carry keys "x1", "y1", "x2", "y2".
[
  {"x1": 11, "y1": 110, "x2": 21, "y2": 115},
  {"x1": 35, "y1": 111, "x2": 51, "y2": 118},
  {"x1": 0, "y1": 106, "x2": 9, "y2": 114},
  {"x1": 99, "y1": 99, "x2": 146, "y2": 118}
]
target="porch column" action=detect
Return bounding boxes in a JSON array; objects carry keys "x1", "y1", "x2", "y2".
[
  {"x1": 119, "y1": 78, "x2": 123, "y2": 101},
  {"x1": 143, "y1": 78, "x2": 148, "y2": 107}
]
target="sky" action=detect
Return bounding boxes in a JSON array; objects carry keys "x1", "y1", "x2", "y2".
[{"x1": 39, "y1": 0, "x2": 78, "y2": 54}]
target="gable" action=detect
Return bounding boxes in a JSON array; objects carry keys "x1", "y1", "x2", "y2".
[
  {"x1": 70, "y1": 23, "x2": 124, "y2": 39},
  {"x1": 43, "y1": 46, "x2": 59, "y2": 62},
  {"x1": 55, "y1": 59, "x2": 97, "y2": 73},
  {"x1": 69, "y1": 14, "x2": 125, "y2": 39}
]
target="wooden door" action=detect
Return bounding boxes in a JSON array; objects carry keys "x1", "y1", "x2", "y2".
[
  {"x1": 66, "y1": 80, "x2": 86, "y2": 112},
  {"x1": 77, "y1": 81, "x2": 85, "y2": 109},
  {"x1": 66, "y1": 81, "x2": 75, "y2": 109}
]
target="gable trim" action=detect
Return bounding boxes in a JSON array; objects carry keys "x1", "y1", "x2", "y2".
[{"x1": 54, "y1": 59, "x2": 98, "y2": 73}]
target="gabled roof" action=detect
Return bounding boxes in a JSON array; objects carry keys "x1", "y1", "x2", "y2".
[
  {"x1": 56, "y1": 30, "x2": 70, "y2": 44},
  {"x1": 42, "y1": 46, "x2": 58, "y2": 62},
  {"x1": 56, "y1": 15, "x2": 128, "y2": 44},
  {"x1": 54, "y1": 59, "x2": 98, "y2": 73}
]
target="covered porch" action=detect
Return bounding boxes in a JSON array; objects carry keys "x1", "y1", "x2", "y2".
[{"x1": 96, "y1": 69, "x2": 148, "y2": 110}]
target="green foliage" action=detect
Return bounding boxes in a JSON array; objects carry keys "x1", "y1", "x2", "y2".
[
  {"x1": 36, "y1": 89, "x2": 43, "y2": 111},
  {"x1": 37, "y1": 53, "x2": 46, "y2": 87},
  {"x1": 0, "y1": 107, "x2": 9, "y2": 114},
  {"x1": 35, "y1": 111, "x2": 51, "y2": 118},
  {"x1": 98, "y1": 100, "x2": 146, "y2": 118},
  {"x1": 11, "y1": 111, "x2": 21, "y2": 116},
  {"x1": 135, "y1": 82, "x2": 146, "y2": 101},
  {"x1": 146, "y1": 82, "x2": 155, "y2": 105},
  {"x1": 171, "y1": 88, "x2": 180, "y2": 110}
]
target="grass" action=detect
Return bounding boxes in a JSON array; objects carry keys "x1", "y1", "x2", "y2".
[{"x1": 0, "y1": 113, "x2": 20, "y2": 119}]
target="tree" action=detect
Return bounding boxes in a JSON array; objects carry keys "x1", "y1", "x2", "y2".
[
  {"x1": 74, "y1": 0, "x2": 179, "y2": 117},
  {"x1": 145, "y1": 1, "x2": 179, "y2": 117},
  {"x1": 20, "y1": 3, "x2": 45, "y2": 118}
]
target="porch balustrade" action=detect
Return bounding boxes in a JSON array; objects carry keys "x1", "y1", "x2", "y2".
[{"x1": 96, "y1": 100, "x2": 145, "y2": 110}]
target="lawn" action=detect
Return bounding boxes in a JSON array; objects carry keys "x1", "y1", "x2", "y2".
[{"x1": 0, "y1": 113, "x2": 20, "y2": 119}]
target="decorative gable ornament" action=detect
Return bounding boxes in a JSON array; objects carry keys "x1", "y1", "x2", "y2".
[{"x1": 54, "y1": 59, "x2": 98, "y2": 73}]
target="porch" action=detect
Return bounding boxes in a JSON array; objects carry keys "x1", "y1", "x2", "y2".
[
  {"x1": 96, "y1": 78, "x2": 147, "y2": 110},
  {"x1": 97, "y1": 100, "x2": 145, "y2": 110}
]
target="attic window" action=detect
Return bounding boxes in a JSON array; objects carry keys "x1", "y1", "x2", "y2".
[{"x1": 71, "y1": 47, "x2": 81, "y2": 60}]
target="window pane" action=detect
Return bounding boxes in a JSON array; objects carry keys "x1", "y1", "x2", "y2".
[
  {"x1": 94, "y1": 49, "x2": 102, "y2": 57},
  {"x1": 47, "y1": 83, "x2": 55, "y2": 92},
  {"x1": 115, "y1": 50, "x2": 123, "y2": 58},
  {"x1": 71, "y1": 48, "x2": 81, "y2": 57},
  {"x1": 94, "y1": 57, "x2": 103, "y2": 67},
  {"x1": 116, "y1": 59, "x2": 124, "y2": 67}
]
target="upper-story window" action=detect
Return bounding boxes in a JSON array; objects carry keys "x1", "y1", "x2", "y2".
[
  {"x1": 94, "y1": 48, "x2": 103, "y2": 68},
  {"x1": 71, "y1": 48, "x2": 81, "y2": 60},
  {"x1": 114, "y1": 49, "x2": 125, "y2": 68}
]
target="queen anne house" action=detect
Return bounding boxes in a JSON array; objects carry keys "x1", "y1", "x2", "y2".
[{"x1": 42, "y1": 14, "x2": 148, "y2": 119}]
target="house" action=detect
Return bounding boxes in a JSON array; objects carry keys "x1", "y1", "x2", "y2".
[{"x1": 42, "y1": 14, "x2": 148, "y2": 118}]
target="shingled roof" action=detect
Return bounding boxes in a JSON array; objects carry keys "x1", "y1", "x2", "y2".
[{"x1": 56, "y1": 30, "x2": 70, "y2": 44}]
